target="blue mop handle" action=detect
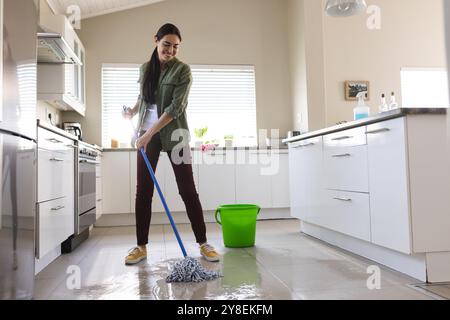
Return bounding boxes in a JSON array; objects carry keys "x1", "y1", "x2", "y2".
[{"x1": 139, "y1": 148, "x2": 188, "y2": 258}]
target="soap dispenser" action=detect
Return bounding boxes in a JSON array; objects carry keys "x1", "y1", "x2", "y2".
[
  {"x1": 378, "y1": 93, "x2": 389, "y2": 113},
  {"x1": 389, "y1": 92, "x2": 399, "y2": 110},
  {"x1": 353, "y1": 91, "x2": 370, "y2": 120}
]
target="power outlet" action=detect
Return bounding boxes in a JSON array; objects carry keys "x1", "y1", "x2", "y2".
[{"x1": 45, "y1": 107, "x2": 53, "y2": 124}]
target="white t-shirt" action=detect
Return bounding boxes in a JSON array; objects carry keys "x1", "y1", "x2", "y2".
[{"x1": 141, "y1": 104, "x2": 158, "y2": 131}]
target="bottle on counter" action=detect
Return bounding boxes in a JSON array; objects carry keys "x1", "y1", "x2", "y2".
[
  {"x1": 353, "y1": 91, "x2": 370, "y2": 120},
  {"x1": 378, "y1": 93, "x2": 389, "y2": 113},
  {"x1": 389, "y1": 92, "x2": 399, "y2": 110}
]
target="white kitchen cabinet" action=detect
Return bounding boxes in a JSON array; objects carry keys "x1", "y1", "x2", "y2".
[
  {"x1": 36, "y1": 127, "x2": 75, "y2": 259},
  {"x1": 270, "y1": 151, "x2": 290, "y2": 208},
  {"x1": 322, "y1": 190, "x2": 371, "y2": 242},
  {"x1": 102, "y1": 152, "x2": 131, "y2": 214},
  {"x1": 37, "y1": 147, "x2": 74, "y2": 202},
  {"x1": 367, "y1": 118, "x2": 411, "y2": 254},
  {"x1": 323, "y1": 145, "x2": 369, "y2": 193},
  {"x1": 37, "y1": 197, "x2": 74, "y2": 259},
  {"x1": 287, "y1": 112, "x2": 450, "y2": 282},
  {"x1": 235, "y1": 150, "x2": 272, "y2": 208},
  {"x1": 197, "y1": 150, "x2": 236, "y2": 211},
  {"x1": 130, "y1": 151, "x2": 167, "y2": 213},
  {"x1": 323, "y1": 127, "x2": 367, "y2": 149},
  {"x1": 288, "y1": 137, "x2": 323, "y2": 222}
]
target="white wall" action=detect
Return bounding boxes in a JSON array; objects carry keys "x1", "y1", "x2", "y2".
[
  {"x1": 62, "y1": 0, "x2": 292, "y2": 146},
  {"x1": 288, "y1": 0, "x2": 446, "y2": 129},
  {"x1": 287, "y1": 0, "x2": 308, "y2": 133}
]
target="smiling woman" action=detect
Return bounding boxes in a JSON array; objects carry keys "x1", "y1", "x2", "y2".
[{"x1": 121, "y1": 23, "x2": 221, "y2": 267}]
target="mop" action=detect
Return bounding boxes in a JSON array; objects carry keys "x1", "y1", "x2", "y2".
[{"x1": 126, "y1": 110, "x2": 221, "y2": 283}]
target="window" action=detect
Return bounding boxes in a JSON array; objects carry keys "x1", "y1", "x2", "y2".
[
  {"x1": 101, "y1": 64, "x2": 257, "y2": 147},
  {"x1": 188, "y1": 65, "x2": 257, "y2": 147},
  {"x1": 401, "y1": 68, "x2": 449, "y2": 108},
  {"x1": 102, "y1": 64, "x2": 140, "y2": 147}
]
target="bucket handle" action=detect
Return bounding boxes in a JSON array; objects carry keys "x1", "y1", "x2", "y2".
[
  {"x1": 215, "y1": 208, "x2": 222, "y2": 225},
  {"x1": 215, "y1": 206, "x2": 261, "y2": 225}
]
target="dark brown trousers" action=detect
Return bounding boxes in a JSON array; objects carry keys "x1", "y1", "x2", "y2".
[{"x1": 134, "y1": 132, "x2": 207, "y2": 246}]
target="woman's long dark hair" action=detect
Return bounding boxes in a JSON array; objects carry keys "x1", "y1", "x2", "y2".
[{"x1": 142, "y1": 23, "x2": 182, "y2": 104}]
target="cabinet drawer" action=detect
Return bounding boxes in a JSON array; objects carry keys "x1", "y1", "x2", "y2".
[
  {"x1": 324, "y1": 145, "x2": 369, "y2": 192},
  {"x1": 38, "y1": 148, "x2": 75, "y2": 202},
  {"x1": 323, "y1": 190, "x2": 371, "y2": 242},
  {"x1": 324, "y1": 127, "x2": 367, "y2": 149},
  {"x1": 38, "y1": 127, "x2": 75, "y2": 151},
  {"x1": 289, "y1": 137, "x2": 322, "y2": 151},
  {"x1": 37, "y1": 197, "x2": 74, "y2": 259}
]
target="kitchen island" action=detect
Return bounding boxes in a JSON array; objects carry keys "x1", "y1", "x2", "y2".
[{"x1": 284, "y1": 108, "x2": 450, "y2": 283}]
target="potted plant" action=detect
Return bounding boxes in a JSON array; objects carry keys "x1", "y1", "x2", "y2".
[
  {"x1": 224, "y1": 134, "x2": 234, "y2": 148},
  {"x1": 194, "y1": 127, "x2": 208, "y2": 148}
]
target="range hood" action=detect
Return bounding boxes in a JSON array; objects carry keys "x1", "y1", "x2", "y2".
[{"x1": 37, "y1": 32, "x2": 82, "y2": 66}]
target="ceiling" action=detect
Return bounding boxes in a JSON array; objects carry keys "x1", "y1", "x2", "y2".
[{"x1": 46, "y1": 0, "x2": 165, "y2": 20}]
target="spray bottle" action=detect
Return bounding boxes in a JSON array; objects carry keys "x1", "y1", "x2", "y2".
[{"x1": 353, "y1": 91, "x2": 370, "y2": 120}]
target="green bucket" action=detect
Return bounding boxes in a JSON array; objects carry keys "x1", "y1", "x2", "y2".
[{"x1": 215, "y1": 204, "x2": 261, "y2": 248}]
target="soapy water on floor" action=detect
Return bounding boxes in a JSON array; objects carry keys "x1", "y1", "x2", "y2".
[{"x1": 58, "y1": 258, "x2": 264, "y2": 300}]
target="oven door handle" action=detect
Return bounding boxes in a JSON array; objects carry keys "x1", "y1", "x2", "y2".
[{"x1": 79, "y1": 159, "x2": 100, "y2": 165}]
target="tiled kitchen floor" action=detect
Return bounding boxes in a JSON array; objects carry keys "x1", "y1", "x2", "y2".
[{"x1": 34, "y1": 219, "x2": 445, "y2": 300}]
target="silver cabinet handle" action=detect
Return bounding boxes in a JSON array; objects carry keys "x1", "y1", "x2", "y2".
[
  {"x1": 366, "y1": 128, "x2": 390, "y2": 135},
  {"x1": 332, "y1": 153, "x2": 351, "y2": 158},
  {"x1": 333, "y1": 197, "x2": 352, "y2": 202},
  {"x1": 293, "y1": 143, "x2": 314, "y2": 148},
  {"x1": 50, "y1": 157, "x2": 64, "y2": 162},
  {"x1": 47, "y1": 138, "x2": 63, "y2": 144},
  {"x1": 51, "y1": 205, "x2": 65, "y2": 211},
  {"x1": 97, "y1": 199, "x2": 103, "y2": 202},
  {"x1": 331, "y1": 136, "x2": 353, "y2": 141}
]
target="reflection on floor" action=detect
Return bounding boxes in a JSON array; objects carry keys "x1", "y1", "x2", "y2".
[
  {"x1": 412, "y1": 283, "x2": 450, "y2": 300},
  {"x1": 34, "y1": 219, "x2": 442, "y2": 300}
]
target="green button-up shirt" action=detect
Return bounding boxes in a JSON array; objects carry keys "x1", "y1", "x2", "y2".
[{"x1": 137, "y1": 57, "x2": 192, "y2": 151}]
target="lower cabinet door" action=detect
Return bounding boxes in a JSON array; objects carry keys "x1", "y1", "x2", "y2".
[
  {"x1": 37, "y1": 197, "x2": 74, "y2": 259},
  {"x1": 367, "y1": 117, "x2": 411, "y2": 254},
  {"x1": 323, "y1": 190, "x2": 371, "y2": 242}
]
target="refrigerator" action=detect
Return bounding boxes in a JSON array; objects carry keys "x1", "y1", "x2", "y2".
[{"x1": 0, "y1": 0, "x2": 38, "y2": 299}]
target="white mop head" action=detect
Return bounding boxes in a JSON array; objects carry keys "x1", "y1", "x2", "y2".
[{"x1": 166, "y1": 257, "x2": 222, "y2": 283}]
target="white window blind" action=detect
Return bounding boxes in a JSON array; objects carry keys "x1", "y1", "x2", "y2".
[
  {"x1": 188, "y1": 65, "x2": 257, "y2": 147},
  {"x1": 102, "y1": 64, "x2": 140, "y2": 147},
  {"x1": 101, "y1": 64, "x2": 257, "y2": 147}
]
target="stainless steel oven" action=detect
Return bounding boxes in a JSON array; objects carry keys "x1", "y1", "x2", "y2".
[
  {"x1": 62, "y1": 141, "x2": 99, "y2": 253},
  {"x1": 77, "y1": 142, "x2": 98, "y2": 234}
]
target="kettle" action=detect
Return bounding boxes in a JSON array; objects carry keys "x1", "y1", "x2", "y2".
[{"x1": 63, "y1": 122, "x2": 83, "y2": 140}]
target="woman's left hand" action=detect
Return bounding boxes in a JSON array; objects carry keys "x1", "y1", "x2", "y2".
[{"x1": 136, "y1": 131, "x2": 154, "y2": 152}]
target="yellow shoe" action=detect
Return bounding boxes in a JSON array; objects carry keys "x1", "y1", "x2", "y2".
[
  {"x1": 200, "y1": 244, "x2": 220, "y2": 262},
  {"x1": 125, "y1": 246, "x2": 147, "y2": 265}
]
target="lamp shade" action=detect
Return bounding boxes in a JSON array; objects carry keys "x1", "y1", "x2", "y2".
[{"x1": 325, "y1": 0, "x2": 367, "y2": 17}]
